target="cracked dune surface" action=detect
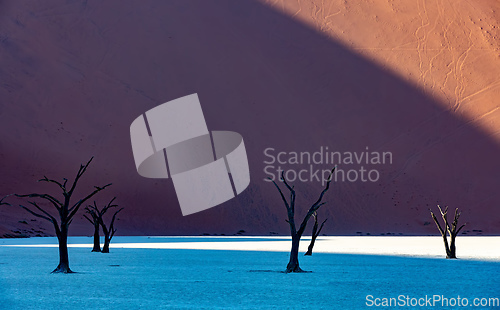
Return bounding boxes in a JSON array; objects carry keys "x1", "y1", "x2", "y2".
[{"x1": 0, "y1": 0, "x2": 499, "y2": 236}]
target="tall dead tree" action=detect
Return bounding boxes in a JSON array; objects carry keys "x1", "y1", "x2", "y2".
[
  {"x1": 15, "y1": 157, "x2": 111, "y2": 273},
  {"x1": 83, "y1": 205, "x2": 101, "y2": 252},
  {"x1": 430, "y1": 205, "x2": 466, "y2": 259},
  {"x1": 87, "y1": 197, "x2": 123, "y2": 253},
  {"x1": 304, "y1": 211, "x2": 327, "y2": 256},
  {"x1": 270, "y1": 167, "x2": 335, "y2": 273}
]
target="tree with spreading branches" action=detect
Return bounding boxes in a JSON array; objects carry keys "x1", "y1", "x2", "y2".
[
  {"x1": 270, "y1": 167, "x2": 335, "y2": 273},
  {"x1": 304, "y1": 211, "x2": 327, "y2": 256},
  {"x1": 14, "y1": 157, "x2": 111, "y2": 273},
  {"x1": 86, "y1": 198, "x2": 123, "y2": 253},
  {"x1": 430, "y1": 205, "x2": 466, "y2": 259},
  {"x1": 83, "y1": 205, "x2": 102, "y2": 252}
]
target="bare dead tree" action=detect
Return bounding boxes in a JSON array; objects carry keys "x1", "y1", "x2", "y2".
[
  {"x1": 83, "y1": 204, "x2": 101, "y2": 252},
  {"x1": 87, "y1": 197, "x2": 123, "y2": 253},
  {"x1": 430, "y1": 205, "x2": 466, "y2": 259},
  {"x1": 270, "y1": 167, "x2": 335, "y2": 273},
  {"x1": 14, "y1": 157, "x2": 111, "y2": 273},
  {"x1": 304, "y1": 211, "x2": 327, "y2": 256}
]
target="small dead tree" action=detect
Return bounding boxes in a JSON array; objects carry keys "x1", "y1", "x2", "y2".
[
  {"x1": 83, "y1": 205, "x2": 101, "y2": 252},
  {"x1": 304, "y1": 211, "x2": 327, "y2": 256},
  {"x1": 430, "y1": 205, "x2": 466, "y2": 259},
  {"x1": 270, "y1": 167, "x2": 335, "y2": 273},
  {"x1": 87, "y1": 198, "x2": 123, "y2": 253},
  {"x1": 14, "y1": 157, "x2": 111, "y2": 273}
]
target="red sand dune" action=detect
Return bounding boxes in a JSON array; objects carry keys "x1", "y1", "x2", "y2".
[{"x1": 1, "y1": 0, "x2": 499, "y2": 236}]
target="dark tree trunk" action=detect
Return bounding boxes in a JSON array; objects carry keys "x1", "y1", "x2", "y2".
[
  {"x1": 448, "y1": 234, "x2": 457, "y2": 259},
  {"x1": 53, "y1": 225, "x2": 73, "y2": 273},
  {"x1": 441, "y1": 233, "x2": 453, "y2": 259},
  {"x1": 304, "y1": 236, "x2": 317, "y2": 256},
  {"x1": 305, "y1": 212, "x2": 327, "y2": 256},
  {"x1": 91, "y1": 223, "x2": 101, "y2": 252},
  {"x1": 102, "y1": 233, "x2": 110, "y2": 253},
  {"x1": 286, "y1": 234, "x2": 303, "y2": 273}
]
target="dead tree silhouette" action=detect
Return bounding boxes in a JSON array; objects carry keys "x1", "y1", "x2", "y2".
[{"x1": 270, "y1": 167, "x2": 335, "y2": 273}]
